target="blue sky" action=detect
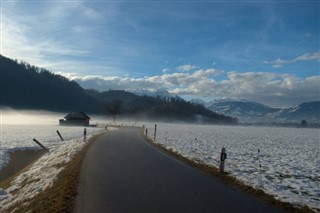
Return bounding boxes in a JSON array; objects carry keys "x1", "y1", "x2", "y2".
[{"x1": 1, "y1": 0, "x2": 319, "y2": 107}]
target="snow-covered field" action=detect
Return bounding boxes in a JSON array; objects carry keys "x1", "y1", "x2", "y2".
[
  {"x1": 145, "y1": 123, "x2": 320, "y2": 212},
  {"x1": 0, "y1": 125, "x2": 108, "y2": 211},
  {"x1": 0, "y1": 113, "x2": 319, "y2": 211},
  {"x1": 0, "y1": 125, "x2": 104, "y2": 170},
  {"x1": 0, "y1": 137, "x2": 86, "y2": 210},
  {"x1": 0, "y1": 110, "x2": 111, "y2": 210}
]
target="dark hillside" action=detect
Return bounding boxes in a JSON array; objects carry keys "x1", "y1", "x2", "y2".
[{"x1": 0, "y1": 55, "x2": 102, "y2": 113}]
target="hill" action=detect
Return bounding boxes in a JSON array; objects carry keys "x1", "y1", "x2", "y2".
[
  {"x1": 193, "y1": 98, "x2": 320, "y2": 123},
  {"x1": 268, "y1": 101, "x2": 320, "y2": 123},
  {"x1": 0, "y1": 55, "x2": 102, "y2": 113}
]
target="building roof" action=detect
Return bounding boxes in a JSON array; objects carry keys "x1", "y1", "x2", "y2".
[{"x1": 64, "y1": 112, "x2": 91, "y2": 120}]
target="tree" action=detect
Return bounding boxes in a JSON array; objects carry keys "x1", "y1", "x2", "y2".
[
  {"x1": 105, "y1": 99, "x2": 123, "y2": 123},
  {"x1": 301, "y1": 120, "x2": 307, "y2": 127}
]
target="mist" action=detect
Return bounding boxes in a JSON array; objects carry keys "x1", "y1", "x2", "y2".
[
  {"x1": 0, "y1": 108, "x2": 65, "y2": 125},
  {"x1": 0, "y1": 107, "x2": 117, "y2": 126}
]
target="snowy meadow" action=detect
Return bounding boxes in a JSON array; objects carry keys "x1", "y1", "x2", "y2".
[
  {"x1": 145, "y1": 123, "x2": 320, "y2": 212},
  {"x1": 0, "y1": 125, "x2": 103, "y2": 170},
  {"x1": 0, "y1": 110, "x2": 106, "y2": 210}
]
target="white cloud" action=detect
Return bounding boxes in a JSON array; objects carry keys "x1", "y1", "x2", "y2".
[
  {"x1": 266, "y1": 52, "x2": 320, "y2": 68},
  {"x1": 60, "y1": 69, "x2": 320, "y2": 107},
  {"x1": 176, "y1": 64, "x2": 196, "y2": 72},
  {"x1": 0, "y1": 1, "x2": 102, "y2": 72},
  {"x1": 265, "y1": 58, "x2": 287, "y2": 68},
  {"x1": 162, "y1": 68, "x2": 169, "y2": 73},
  {"x1": 294, "y1": 52, "x2": 320, "y2": 62}
]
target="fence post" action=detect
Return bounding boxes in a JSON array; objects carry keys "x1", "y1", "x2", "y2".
[
  {"x1": 145, "y1": 128, "x2": 148, "y2": 137},
  {"x1": 219, "y1": 147, "x2": 227, "y2": 173},
  {"x1": 33, "y1": 138, "x2": 48, "y2": 150},
  {"x1": 84, "y1": 128, "x2": 87, "y2": 142},
  {"x1": 154, "y1": 124, "x2": 157, "y2": 141},
  {"x1": 56, "y1": 130, "x2": 64, "y2": 141}
]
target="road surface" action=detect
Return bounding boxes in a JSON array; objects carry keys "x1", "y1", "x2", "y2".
[{"x1": 74, "y1": 127, "x2": 282, "y2": 213}]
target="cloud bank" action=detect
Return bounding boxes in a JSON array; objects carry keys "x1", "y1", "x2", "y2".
[
  {"x1": 266, "y1": 52, "x2": 320, "y2": 68},
  {"x1": 57, "y1": 69, "x2": 320, "y2": 108},
  {"x1": 176, "y1": 64, "x2": 197, "y2": 72}
]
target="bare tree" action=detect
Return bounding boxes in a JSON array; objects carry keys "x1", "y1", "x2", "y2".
[{"x1": 106, "y1": 99, "x2": 123, "y2": 123}]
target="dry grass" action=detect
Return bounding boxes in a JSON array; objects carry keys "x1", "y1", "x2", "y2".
[{"x1": 140, "y1": 128, "x2": 315, "y2": 213}]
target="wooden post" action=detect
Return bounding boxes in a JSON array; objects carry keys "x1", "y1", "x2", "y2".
[
  {"x1": 145, "y1": 128, "x2": 148, "y2": 137},
  {"x1": 84, "y1": 128, "x2": 87, "y2": 142},
  {"x1": 56, "y1": 130, "x2": 64, "y2": 141},
  {"x1": 154, "y1": 124, "x2": 157, "y2": 141},
  {"x1": 33, "y1": 138, "x2": 47, "y2": 150},
  {"x1": 219, "y1": 147, "x2": 227, "y2": 173}
]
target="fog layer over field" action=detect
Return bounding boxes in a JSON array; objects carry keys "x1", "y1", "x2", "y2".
[{"x1": 0, "y1": 108, "x2": 106, "y2": 170}]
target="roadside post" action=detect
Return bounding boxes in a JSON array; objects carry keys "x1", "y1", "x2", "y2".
[
  {"x1": 219, "y1": 147, "x2": 227, "y2": 173},
  {"x1": 154, "y1": 124, "x2": 157, "y2": 141},
  {"x1": 84, "y1": 128, "x2": 87, "y2": 142},
  {"x1": 146, "y1": 128, "x2": 148, "y2": 137},
  {"x1": 56, "y1": 130, "x2": 64, "y2": 141},
  {"x1": 32, "y1": 138, "x2": 48, "y2": 150}
]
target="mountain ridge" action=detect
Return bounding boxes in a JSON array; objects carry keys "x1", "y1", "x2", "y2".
[{"x1": 190, "y1": 98, "x2": 320, "y2": 123}]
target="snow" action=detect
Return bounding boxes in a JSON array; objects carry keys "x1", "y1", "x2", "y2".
[
  {"x1": 0, "y1": 125, "x2": 104, "y2": 170},
  {"x1": 0, "y1": 128, "x2": 116, "y2": 211},
  {"x1": 288, "y1": 105, "x2": 302, "y2": 113},
  {"x1": 144, "y1": 123, "x2": 320, "y2": 212},
  {"x1": 1, "y1": 121, "x2": 318, "y2": 211}
]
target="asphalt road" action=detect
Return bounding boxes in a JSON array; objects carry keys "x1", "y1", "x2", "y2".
[{"x1": 74, "y1": 127, "x2": 283, "y2": 213}]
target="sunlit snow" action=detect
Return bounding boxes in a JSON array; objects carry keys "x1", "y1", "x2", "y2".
[
  {"x1": 0, "y1": 125, "x2": 104, "y2": 170},
  {"x1": 145, "y1": 123, "x2": 320, "y2": 212},
  {"x1": 0, "y1": 128, "x2": 109, "y2": 211}
]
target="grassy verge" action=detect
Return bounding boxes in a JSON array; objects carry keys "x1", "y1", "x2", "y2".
[
  {"x1": 4, "y1": 133, "x2": 105, "y2": 213},
  {"x1": 140, "y1": 128, "x2": 315, "y2": 213}
]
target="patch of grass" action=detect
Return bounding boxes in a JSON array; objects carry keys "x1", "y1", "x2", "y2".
[
  {"x1": 4, "y1": 133, "x2": 106, "y2": 213},
  {"x1": 140, "y1": 128, "x2": 316, "y2": 213}
]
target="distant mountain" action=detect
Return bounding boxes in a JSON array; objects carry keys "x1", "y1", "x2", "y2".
[
  {"x1": 207, "y1": 99, "x2": 278, "y2": 117},
  {"x1": 268, "y1": 101, "x2": 320, "y2": 122},
  {"x1": 190, "y1": 99, "x2": 207, "y2": 106},
  {"x1": 195, "y1": 98, "x2": 319, "y2": 123}
]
